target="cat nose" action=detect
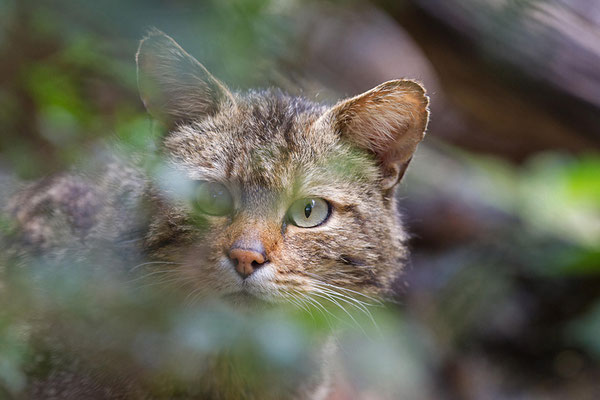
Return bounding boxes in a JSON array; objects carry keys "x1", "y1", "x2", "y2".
[{"x1": 228, "y1": 241, "x2": 267, "y2": 279}]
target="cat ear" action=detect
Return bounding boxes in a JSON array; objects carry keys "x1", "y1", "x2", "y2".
[
  {"x1": 136, "y1": 29, "x2": 235, "y2": 127},
  {"x1": 322, "y1": 80, "x2": 429, "y2": 189}
]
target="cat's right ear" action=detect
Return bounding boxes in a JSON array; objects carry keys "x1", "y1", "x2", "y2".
[{"x1": 136, "y1": 29, "x2": 234, "y2": 128}]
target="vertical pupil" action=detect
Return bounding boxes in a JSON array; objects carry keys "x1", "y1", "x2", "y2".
[{"x1": 304, "y1": 201, "x2": 313, "y2": 218}]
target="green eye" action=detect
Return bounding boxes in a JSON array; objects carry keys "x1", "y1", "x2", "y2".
[
  {"x1": 193, "y1": 181, "x2": 233, "y2": 216},
  {"x1": 287, "y1": 198, "x2": 330, "y2": 228}
]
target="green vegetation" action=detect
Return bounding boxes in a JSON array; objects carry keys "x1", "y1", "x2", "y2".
[{"x1": 1, "y1": 0, "x2": 599, "y2": 398}]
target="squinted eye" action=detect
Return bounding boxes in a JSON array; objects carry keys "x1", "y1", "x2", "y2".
[
  {"x1": 287, "y1": 198, "x2": 330, "y2": 228},
  {"x1": 193, "y1": 182, "x2": 233, "y2": 216}
]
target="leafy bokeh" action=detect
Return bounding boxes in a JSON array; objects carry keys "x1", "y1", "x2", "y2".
[{"x1": 1, "y1": 0, "x2": 599, "y2": 398}]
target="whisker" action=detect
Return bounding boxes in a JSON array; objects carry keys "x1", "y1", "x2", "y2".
[
  {"x1": 313, "y1": 283, "x2": 375, "y2": 311},
  {"x1": 303, "y1": 272, "x2": 384, "y2": 305},
  {"x1": 312, "y1": 284, "x2": 381, "y2": 328},
  {"x1": 282, "y1": 290, "x2": 311, "y2": 314},
  {"x1": 302, "y1": 293, "x2": 343, "y2": 329},
  {"x1": 317, "y1": 286, "x2": 380, "y2": 331},
  {"x1": 288, "y1": 289, "x2": 317, "y2": 320},
  {"x1": 310, "y1": 290, "x2": 367, "y2": 335},
  {"x1": 298, "y1": 274, "x2": 382, "y2": 331},
  {"x1": 184, "y1": 286, "x2": 204, "y2": 306},
  {"x1": 293, "y1": 292, "x2": 317, "y2": 318},
  {"x1": 134, "y1": 276, "x2": 185, "y2": 289},
  {"x1": 126, "y1": 268, "x2": 180, "y2": 284},
  {"x1": 130, "y1": 260, "x2": 183, "y2": 272}
]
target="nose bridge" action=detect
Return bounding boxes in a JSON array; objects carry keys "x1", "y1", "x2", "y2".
[
  {"x1": 227, "y1": 211, "x2": 281, "y2": 279},
  {"x1": 230, "y1": 224, "x2": 262, "y2": 250},
  {"x1": 241, "y1": 183, "x2": 282, "y2": 215},
  {"x1": 233, "y1": 184, "x2": 282, "y2": 243},
  {"x1": 228, "y1": 212, "x2": 279, "y2": 252}
]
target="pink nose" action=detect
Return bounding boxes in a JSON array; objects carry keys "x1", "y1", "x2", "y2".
[{"x1": 229, "y1": 248, "x2": 266, "y2": 278}]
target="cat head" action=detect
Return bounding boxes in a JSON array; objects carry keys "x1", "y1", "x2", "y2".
[{"x1": 136, "y1": 30, "x2": 429, "y2": 305}]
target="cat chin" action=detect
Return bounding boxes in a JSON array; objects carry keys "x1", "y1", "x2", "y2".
[{"x1": 220, "y1": 292, "x2": 276, "y2": 311}]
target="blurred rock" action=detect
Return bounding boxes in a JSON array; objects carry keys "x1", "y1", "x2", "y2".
[
  {"x1": 297, "y1": 4, "x2": 440, "y2": 97},
  {"x1": 292, "y1": 0, "x2": 599, "y2": 163},
  {"x1": 377, "y1": 0, "x2": 600, "y2": 161}
]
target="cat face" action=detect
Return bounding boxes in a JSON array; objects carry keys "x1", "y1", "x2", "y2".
[{"x1": 136, "y1": 30, "x2": 429, "y2": 305}]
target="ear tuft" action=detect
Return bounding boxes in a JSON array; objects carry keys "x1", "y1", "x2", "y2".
[
  {"x1": 136, "y1": 29, "x2": 234, "y2": 127},
  {"x1": 324, "y1": 79, "x2": 429, "y2": 189}
]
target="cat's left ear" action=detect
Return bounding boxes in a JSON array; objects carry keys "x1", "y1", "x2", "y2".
[
  {"x1": 321, "y1": 80, "x2": 429, "y2": 189},
  {"x1": 136, "y1": 29, "x2": 235, "y2": 128}
]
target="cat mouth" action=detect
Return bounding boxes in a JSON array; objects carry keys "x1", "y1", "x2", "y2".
[{"x1": 215, "y1": 257, "x2": 280, "y2": 307}]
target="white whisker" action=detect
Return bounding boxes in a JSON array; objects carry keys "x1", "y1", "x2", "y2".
[
  {"x1": 126, "y1": 268, "x2": 180, "y2": 284},
  {"x1": 310, "y1": 290, "x2": 367, "y2": 335},
  {"x1": 130, "y1": 260, "x2": 183, "y2": 272},
  {"x1": 303, "y1": 271, "x2": 384, "y2": 305},
  {"x1": 302, "y1": 294, "x2": 338, "y2": 329},
  {"x1": 315, "y1": 285, "x2": 380, "y2": 331}
]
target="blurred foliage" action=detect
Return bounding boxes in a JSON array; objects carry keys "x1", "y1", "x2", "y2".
[
  {"x1": 0, "y1": 0, "x2": 599, "y2": 398},
  {"x1": 0, "y1": 246, "x2": 428, "y2": 397}
]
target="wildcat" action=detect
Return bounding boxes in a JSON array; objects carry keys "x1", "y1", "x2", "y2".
[{"x1": 1, "y1": 30, "x2": 429, "y2": 399}]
